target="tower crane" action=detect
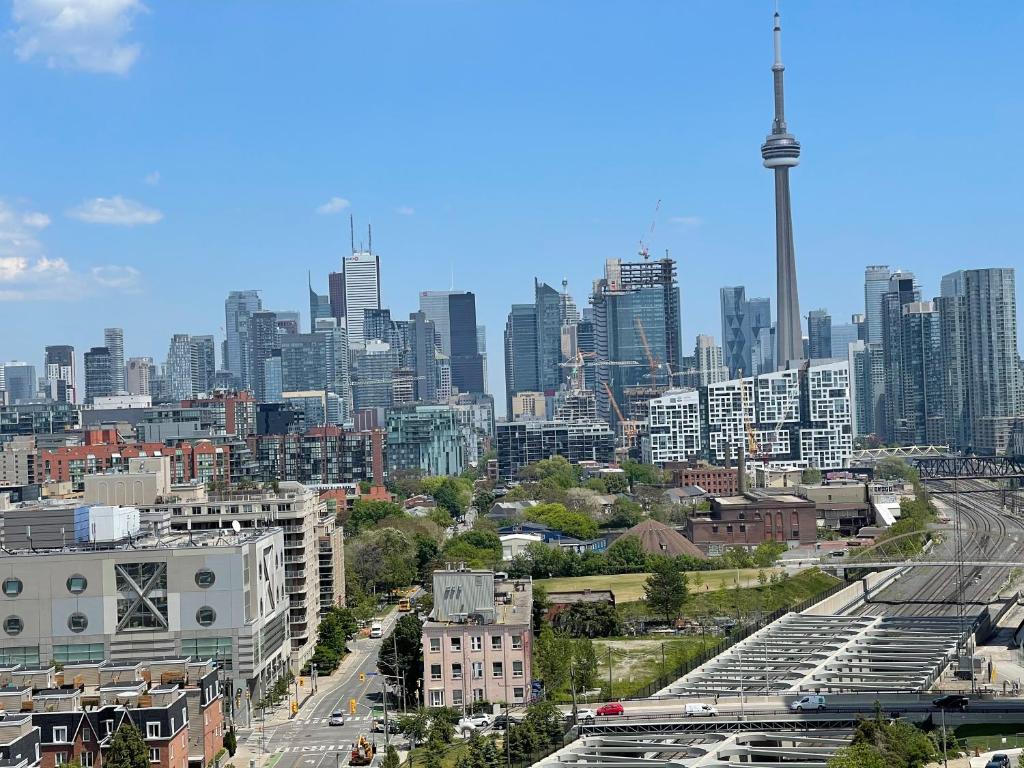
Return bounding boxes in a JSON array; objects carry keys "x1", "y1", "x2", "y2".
[
  {"x1": 638, "y1": 199, "x2": 661, "y2": 260},
  {"x1": 601, "y1": 382, "x2": 639, "y2": 454},
  {"x1": 633, "y1": 317, "x2": 661, "y2": 385}
]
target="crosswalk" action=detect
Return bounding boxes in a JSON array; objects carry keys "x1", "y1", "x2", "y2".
[
  {"x1": 297, "y1": 715, "x2": 374, "y2": 725},
  {"x1": 275, "y1": 744, "x2": 354, "y2": 754}
]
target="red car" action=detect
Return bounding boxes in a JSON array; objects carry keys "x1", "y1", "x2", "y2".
[{"x1": 596, "y1": 702, "x2": 624, "y2": 716}]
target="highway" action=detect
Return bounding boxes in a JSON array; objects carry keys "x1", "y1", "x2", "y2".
[{"x1": 854, "y1": 480, "x2": 1024, "y2": 619}]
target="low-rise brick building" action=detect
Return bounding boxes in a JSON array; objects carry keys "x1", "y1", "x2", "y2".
[{"x1": 685, "y1": 492, "x2": 817, "y2": 555}]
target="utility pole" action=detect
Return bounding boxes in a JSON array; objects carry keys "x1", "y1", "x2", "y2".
[
  {"x1": 661, "y1": 643, "x2": 666, "y2": 681},
  {"x1": 940, "y1": 706, "x2": 948, "y2": 768},
  {"x1": 607, "y1": 648, "x2": 613, "y2": 697}
]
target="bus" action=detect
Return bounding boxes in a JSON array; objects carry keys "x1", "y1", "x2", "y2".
[{"x1": 398, "y1": 598, "x2": 412, "y2": 612}]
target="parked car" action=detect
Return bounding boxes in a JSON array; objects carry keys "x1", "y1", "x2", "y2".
[
  {"x1": 986, "y1": 754, "x2": 1010, "y2": 768},
  {"x1": 790, "y1": 695, "x2": 826, "y2": 712},
  {"x1": 459, "y1": 713, "x2": 492, "y2": 730},
  {"x1": 932, "y1": 694, "x2": 969, "y2": 711},
  {"x1": 328, "y1": 711, "x2": 345, "y2": 726},
  {"x1": 684, "y1": 703, "x2": 718, "y2": 717},
  {"x1": 573, "y1": 708, "x2": 596, "y2": 724},
  {"x1": 372, "y1": 719, "x2": 401, "y2": 734},
  {"x1": 596, "y1": 702, "x2": 624, "y2": 717}
]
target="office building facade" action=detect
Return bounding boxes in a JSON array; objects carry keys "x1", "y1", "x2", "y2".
[
  {"x1": 342, "y1": 252, "x2": 381, "y2": 347},
  {"x1": 83, "y1": 348, "x2": 114, "y2": 405},
  {"x1": 224, "y1": 290, "x2": 262, "y2": 390}
]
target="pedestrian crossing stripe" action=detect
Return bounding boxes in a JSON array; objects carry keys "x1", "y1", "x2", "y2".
[{"x1": 275, "y1": 745, "x2": 355, "y2": 753}]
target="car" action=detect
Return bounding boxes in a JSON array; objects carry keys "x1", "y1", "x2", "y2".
[
  {"x1": 328, "y1": 711, "x2": 345, "y2": 726},
  {"x1": 684, "y1": 703, "x2": 718, "y2": 717},
  {"x1": 369, "y1": 621, "x2": 383, "y2": 639},
  {"x1": 596, "y1": 702, "x2": 624, "y2": 717},
  {"x1": 573, "y1": 709, "x2": 596, "y2": 724},
  {"x1": 932, "y1": 694, "x2": 969, "y2": 711},
  {"x1": 372, "y1": 719, "x2": 401, "y2": 734},
  {"x1": 987, "y1": 754, "x2": 1010, "y2": 768},
  {"x1": 459, "y1": 713, "x2": 492, "y2": 729},
  {"x1": 790, "y1": 695, "x2": 826, "y2": 712}
]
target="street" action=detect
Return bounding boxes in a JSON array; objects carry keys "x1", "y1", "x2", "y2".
[{"x1": 239, "y1": 608, "x2": 411, "y2": 768}]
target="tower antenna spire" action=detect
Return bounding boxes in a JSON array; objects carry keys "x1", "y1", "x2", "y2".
[
  {"x1": 349, "y1": 214, "x2": 355, "y2": 254},
  {"x1": 368, "y1": 223, "x2": 372, "y2": 253}
]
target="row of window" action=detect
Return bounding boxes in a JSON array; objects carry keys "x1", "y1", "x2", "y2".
[
  {"x1": 2, "y1": 606, "x2": 216, "y2": 636},
  {"x1": 1, "y1": 569, "x2": 217, "y2": 598},
  {"x1": 427, "y1": 634, "x2": 523, "y2": 653},
  {"x1": 429, "y1": 660, "x2": 523, "y2": 680},
  {"x1": 427, "y1": 687, "x2": 526, "y2": 707}
]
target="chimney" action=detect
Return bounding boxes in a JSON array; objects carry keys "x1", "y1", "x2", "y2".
[{"x1": 737, "y1": 443, "x2": 747, "y2": 495}]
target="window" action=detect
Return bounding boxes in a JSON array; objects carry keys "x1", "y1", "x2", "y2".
[
  {"x1": 149, "y1": 748, "x2": 160, "y2": 763},
  {"x1": 2, "y1": 578, "x2": 22, "y2": 597},
  {"x1": 472, "y1": 688, "x2": 484, "y2": 703},
  {"x1": 55, "y1": 753, "x2": 68, "y2": 766},
  {"x1": 490, "y1": 636, "x2": 502, "y2": 651},
  {"x1": 450, "y1": 637, "x2": 461, "y2": 652},
  {"x1": 512, "y1": 660, "x2": 524, "y2": 678},
  {"x1": 429, "y1": 690, "x2": 444, "y2": 707},
  {"x1": 196, "y1": 607, "x2": 216, "y2": 627},
  {"x1": 739, "y1": 524, "x2": 746, "y2": 533},
  {"x1": 103, "y1": 721, "x2": 114, "y2": 736},
  {"x1": 195, "y1": 569, "x2": 216, "y2": 588},
  {"x1": 116, "y1": 562, "x2": 168, "y2": 631},
  {"x1": 511, "y1": 635, "x2": 523, "y2": 650},
  {"x1": 68, "y1": 612, "x2": 88, "y2": 633},
  {"x1": 513, "y1": 687, "x2": 525, "y2": 701},
  {"x1": 180, "y1": 638, "x2": 233, "y2": 670},
  {"x1": 471, "y1": 662, "x2": 483, "y2": 679},
  {"x1": 430, "y1": 664, "x2": 441, "y2": 681},
  {"x1": 54, "y1": 643, "x2": 105, "y2": 664},
  {"x1": 66, "y1": 575, "x2": 88, "y2": 595},
  {"x1": 3, "y1": 616, "x2": 23, "y2": 636},
  {"x1": 82, "y1": 752, "x2": 94, "y2": 768},
  {"x1": 0, "y1": 645, "x2": 38, "y2": 666},
  {"x1": 146, "y1": 722, "x2": 161, "y2": 739},
  {"x1": 53, "y1": 727, "x2": 68, "y2": 743},
  {"x1": 492, "y1": 662, "x2": 503, "y2": 678},
  {"x1": 429, "y1": 638, "x2": 440, "y2": 653},
  {"x1": 452, "y1": 689, "x2": 463, "y2": 707},
  {"x1": 470, "y1": 636, "x2": 482, "y2": 652},
  {"x1": 82, "y1": 728, "x2": 91, "y2": 742},
  {"x1": 451, "y1": 663, "x2": 462, "y2": 680}
]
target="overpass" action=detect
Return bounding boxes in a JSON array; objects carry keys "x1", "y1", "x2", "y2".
[{"x1": 918, "y1": 455, "x2": 1024, "y2": 481}]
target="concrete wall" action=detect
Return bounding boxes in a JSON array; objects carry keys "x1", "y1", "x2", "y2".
[{"x1": 802, "y1": 568, "x2": 904, "y2": 616}]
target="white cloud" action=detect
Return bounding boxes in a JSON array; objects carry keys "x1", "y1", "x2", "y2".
[
  {"x1": 144, "y1": 170, "x2": 160, "y2": 185},
  {"x1": 68, "y1": 195, "x2": 163, "y2": 225},
  {"x1": 0, "y1": 200, "x2": 139, "y2": 300},
  {"x1": 396, "y1": 206, "x2": 415, "y2": 217},
  {"x1": 316, "y1": 196, "x2": 350, "y2": 215},
  {"x1": 11, "y1": 0, "x2": 146, "y2": 75},
  {"x1": 670, "y1": 215, "x2": 702, "y2": 229}
]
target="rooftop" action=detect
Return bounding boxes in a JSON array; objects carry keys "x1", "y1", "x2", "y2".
[{"x1": 0, "y1": 525, "x2": 279, "y2": 557}]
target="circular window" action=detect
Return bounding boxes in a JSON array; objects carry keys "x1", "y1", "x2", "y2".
[
  {"x1": 3, "y1": 616, "x2": 22, "y2": 636},
  {"x1": 196, "y1": 607, "x2": 216, "y2": 627},
  {"x1": 68, "y1": 612, "x2": 88, "y2": 633},
  {"x1": 2, "y1": 578, "x2": 22, "y2": 597},
  {"x1": 66, "y1": 575, "x2": 87, "y2": 595},
  {"x1": 195, "y1": 569, "x2": 216, "y2": 589}
]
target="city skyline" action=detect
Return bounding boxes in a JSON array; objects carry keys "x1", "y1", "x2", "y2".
[{"x1": 2, "y1": 2, "x2": 1024, "y2": 406}]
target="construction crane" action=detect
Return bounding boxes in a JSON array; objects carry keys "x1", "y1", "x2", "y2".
[
  {"x1": 638, "y1": 199, "x2": 661, "y2": 260},
  {"x1": 558, "y1": 353, "x2": 639, "y2": 391},
  {"x1": 737, "y1": 369, "x2": 759, "y2": 457},
  {"x1": 602, "y1": 382, "x2": 640, "y2": 456},
  {"x1": 633, "y1": 317, "x2": 661, "y2": 385}
]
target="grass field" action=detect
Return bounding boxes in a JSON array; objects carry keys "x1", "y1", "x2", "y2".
[
  {"x1": 591, "y1": 636, "x2": 716, "y2": 699},
  {"x1": 536, "y1": 569, "x2": 782, "y2": 603}
]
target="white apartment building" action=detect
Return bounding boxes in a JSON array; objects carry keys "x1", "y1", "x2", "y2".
[{"x1": 646, "y1": 389, "x2": 702, "y2": 464}]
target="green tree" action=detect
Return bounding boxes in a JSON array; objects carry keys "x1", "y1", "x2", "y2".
[
  {"x1": 378, "y1": 615, "x2": 424, "y2": 706},
  {"x1": 521, "y1": 456, "x2": 579, "y2": 488},
  {"x1": 826, "y1": 743, "x2": 888, "y2": 768},
  {"x1": 506, "y1": 721, "x2": 541, "y2": 763},
  {"x1": 106, "y1": 721, "x2": 148, "y2": 768},
  {"x1": 535, "y1": 625, "x2": 571, "y2": 692},
  {"x1": 398, "y1": 708, "x2": 431, "y2": 749},
  {"x1": 223, "y1": 727, "x2": 237, "y2": 757},
  {"x1": 348, "y1": 528, "x2": 417, "y2": 593},
  {"x1": 801, "y1": 467, "x2": 823, "y2": 484},
  {"x1": 428, "y1": 707, "x2": 459, "y2": 743},
  {"x1": 524, "y1": 503, "x2": 598, "y2": 540},
  {"x1": 531, "y1": 583, "x2": 549, "y2": 632},
  {"x1": 644, "y1": 559, "x2": 688, "y2": 623},
  {"x1": 605, "y1": 498, "x2": 643, "y2": 528},
  {"x1": 752, "y1": 540, "x2": 786, "y2": 567},
  {"x1": 523, "y1": 700, "x2": 565, "y2": 743},
  {"x1": 570, "y1": 638, "x2": 599, "y2": 692},
  {"x1": 604, "y1": 535, "x2": 648, "y2": 571},
  {"x1": 553, "y1": 601, "x2": 620, "y2": 638},
  {"x1": 604, "y1": 474, "x2": 629, "y2": 494},
  {"x1": 382, "y1": 745, "x2": 400, "y2": 768},
  {"x1": 348, "y1": 499, "x2": 404, "y2": 534},
  {"x1": 423, "y1": 731, "x2": 447, "y2": 768},
  {"x1": 456, "y1": 732, "x2": 502, "y2": 768},
  {"x1": 620, "y1": 460, "x2": 664, "y2": 488}
]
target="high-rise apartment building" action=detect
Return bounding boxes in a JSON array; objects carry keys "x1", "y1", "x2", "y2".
[
  {"x1": 83, "y1": 347, "x2": 114, "y2": 404},
  {"x1": 386, "y1": 405, "x2": 465, "y2": 476},
  {"x1": 720, "y1": 287, "x2": 772, "y2": 378},
  {"x1": 693, "y1": 335, "x2": 728, "y2": 387},
  {"x1": 103, "y1": 328, "x2": 126, "y2": 393},
  {"x1": 1, "y1": 363, "x2": 36, "y2": 405},
  {"x1": 535, "y1": 280, "x2": 563, "y2": 395},
  {"x1": 881, "y1": 271, "x2": 920, "y2": 441},
  {"x1": 504, "y1": 304, "x2": 539, "y2": 419},
  {"x1": 225, "y1": 290, "x2": 262, "y2": 390},
  {"x1": 250, "y1": 310, "x2": 279, "y2": 402},
  {"x1": 863, "y1": 266, "x2": 892, "y2": 344},
  {"x1": 44, "y1": 345, "x2": 76, "y2": 404},
  {"x1": 830, "y1": 322, "x2": 859, "y2": 359},
  {"x1": 592, "y1": 258, "x2": 681, "y2": 423},
  {"x1": 807, "y1": 309, "x2": 832, "y2": 359},
  {"x1": 314, "y1": 317, "x2": 352, "y2": 418},
  {"x1": 190, "y1": 335, "x2": 216, "y2": 394},
  {"x1": 279, "y1": 333, "x2": 328, "y2": 394},
  {"x1": 126, "y1": 357, "x2": 153, "y2": 396},
  {"x1": 342, "y1": 252, "x2": 381, "y2": 347},
  {"x1": 449, "y1": 292, "x2": 484, "y2": 395},
  {"x1": 408, "y1": 312, "x2": 438, "y2": 403},
  {"x1": 166, "y1": 334, "x2": 195, "y2": 400},
  {"x1": 895, "y1": 301, "x2": 945, "y2": 445}
]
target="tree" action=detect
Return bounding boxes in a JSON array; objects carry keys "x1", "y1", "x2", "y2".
[
  {"x1": 531, "y1": 583, "x2": 549, "y2": 632},
  {"x1": 456, "y1": 732, "x2": 502, "y2": 768},
  {"x1": 378, "y1": 615, "x2": 423, "y2": 706},
  {"x1": 801, "y1": 467, "x2": 823, "y2": 484},
  {"x1": 535, "y1": 625, "x2": 571, "y2": 693},
  {"x1": 604, "y1": 535, "x2": 648, "y2": 571},
  {"x1": 347, "y1": 499, "x2": 404, "y2": 534},
  {"x1": 223, "y1": 728, "x2": 237, "y2": 757},
  {"x1": 620, "y1": 460, "x2": 664, "y2": 488},
  {"x1": 106, "y1": 721, "x2": 148, "y2": 768},
  {"x1": 826, "y1": 743, "x2": 889, "y2": 768},
  {"x1": 521, "y1": 456, "x2": 579, "y2": 488},
  {"x1": 553, "y1": 601, "x2": 620, "y2": 638},
  {"x1": 428, "y1": 707, "x2": 459, "y2": 744},
  {"x1": 523, "y1": 700, "x2": 564, "y2": 743},
  {"x1": 644, "y1": 560, "x2": 688, "y2": 623},
  {"x1": 398, "y1": 708, "x2": 431, "y2": 749},
  {"x1": 605, "y1": 498, "x2": 642, "y2": 528},
  {"x1": 506, "y1": 721, "x2": 541, "y2": 764},
  {"x1": 423, "y1": 731, "x2": 447, "y2": 768},
  {"x1": 524, "y1": 503, "x2": 598, "y2": 540},
  {"x1": 752, "y1": 540, "x2": 786, "y2": 567},
  {"x1": 570, "y1": 638, "x2": 599, "y2": 692},
  {"x1": 348, "y1": 528, "x2": 417, "y2": 594},
  {"x1": 441, "y1": 530, "x2": 503, "y2": 569},
  {"x1": 382, "y1": 745, "x2": 400, "y2": 768}
]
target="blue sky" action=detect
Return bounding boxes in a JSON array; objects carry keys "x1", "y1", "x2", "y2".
[{"x1": 1, "y1": 1, "x2": 1022, "y2": 402}]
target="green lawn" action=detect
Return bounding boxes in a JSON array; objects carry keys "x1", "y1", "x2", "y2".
[
  {"x1": 589, "y1": 636, "x2": 716, "y2": 699},
  {"x1": 680, "y1": 569, "x2": 839, "y2": 621},
  {"x1": 536, "y1": 568, "x2": 781, "y2": 603},
  {"x1": 953, "y1": 723, "x2": 1024, "y2": 752}
]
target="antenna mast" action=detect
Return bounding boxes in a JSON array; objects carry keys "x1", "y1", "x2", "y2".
[{"x1": 350, "y1": 214, "x2": 355, "y2": 254}]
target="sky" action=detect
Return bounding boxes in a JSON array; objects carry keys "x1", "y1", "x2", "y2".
[{"x1": 1, "y1": 0, "x2": 1023, "y2": 405}]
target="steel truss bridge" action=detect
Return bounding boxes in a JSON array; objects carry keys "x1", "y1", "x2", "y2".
[
  {"x1": 918, "y1": 455, "x2": 1024, "y2": 484},
  {"x1": 851, "y1": 445, "x2": 950, "y2": 462}
]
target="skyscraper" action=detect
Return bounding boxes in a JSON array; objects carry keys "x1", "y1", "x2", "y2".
[
  {"x1": 720, "y1": 287, "x2": 771, "y2": 378},
  {"x1": 44, "y1": 345, "x2": 75, "y2": 403},
  {"x1": 225, "y1": 290, "x2": 262, "y2": 389},
  {"x1": 895, "y1": 301, "x2": 945, "y2": 445},
  {"x1": 592, "y1": 257, "x2": 682, "y2": 423},
  {"x1": 535, "y1": 280, "x2": 563, "y2": 395},
  {"x1": 419, "y1": 291, "x2": 454, "y2": 355},
  {"x1": 309, "y1": 276, "x2": 331, "y2": 330},
  {"x1": 830, "y1": 322, "x2": 859, "y2": 358},
  {"x1": 807, "y1": 309, "x2": 832, "y2": 359},
  {"x1": 190, "y1": 335, "x2": 217, "y2": 394},
  {"x1": 166, "y1": 334, "x2": 195, "y2": 400},
  {"x1": 881, "y1": 271, "x2": 920, "y2": 441},
  {"x1": 448, "y1": 292, "x2": 484, "y2": 394},
  {"x1": 328, "y1": 271, "x2": 345, "y2": 325},
  {"x1": 408, "y1": 311, "x2": 438, "y2": 403},
  {"x1": 250, "y1": 310, "x2": 279, "y2": 402},
  {"x1": 761, "y1": 10, "x2": 803, "y2": 367},
  {"x1": 503, "y1": 304, "x2": 539, "y2": 419},
  {"x1": 863, "y1": 266, "x2": 892, "y2": 344},
  {"x1": 103, "y1": 328, "x2": 126, "y2": 394},
  {"x1": 342, "y1": 251, "x2": 381, "y2": 347},
  {"x1": 1, "y1": 363, "x2": 36, "y2": 404},
  {"x1": 314, "y1": 317, "x2": 352, "y2": 419},
  {"x1": 477, "y1": 325, "x2": 488, "y2": 395},
  {"x1": 693, "y1": 335, "x2": 728, "y2": 387},
  {"x1": 83, "y1": 347, "x2": 113, "y2": 404},
  {"x1": 126, "y1": 357, "x2": 153, "y2": 396}
]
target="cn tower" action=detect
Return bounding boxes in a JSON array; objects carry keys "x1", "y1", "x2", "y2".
[{"x1": 761, "y1": 9, "x2": 803, "y2": 368}]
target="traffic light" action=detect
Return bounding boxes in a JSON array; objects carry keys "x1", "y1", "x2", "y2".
[
  {"x1": 349, "y1": 698, "x2": 357, "y2": 715},
  {"x1": 300, "y1": 677, "x2": 305, "y2": 687},
  {"x1": 359, "y1": 672, "x2": 365, "y2": 683},
  {"x1": 291, "y1": 700, "x2": 298, "y2": 714}
]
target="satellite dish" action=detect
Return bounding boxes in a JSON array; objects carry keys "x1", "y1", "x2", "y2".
[{"x1": 231, "y1": 520, "x2": 241, "y2": 533}]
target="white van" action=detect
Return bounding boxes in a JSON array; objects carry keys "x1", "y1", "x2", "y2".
[
  {"x1": 370, "y1": 621, "x2": 383, "y2": 639},
  {"x1": 790, "y1": 695, "x2": 826, "y2": 712},
  {"x1": 684, "y1": 703, "x2": 718, "y2": 717}
]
